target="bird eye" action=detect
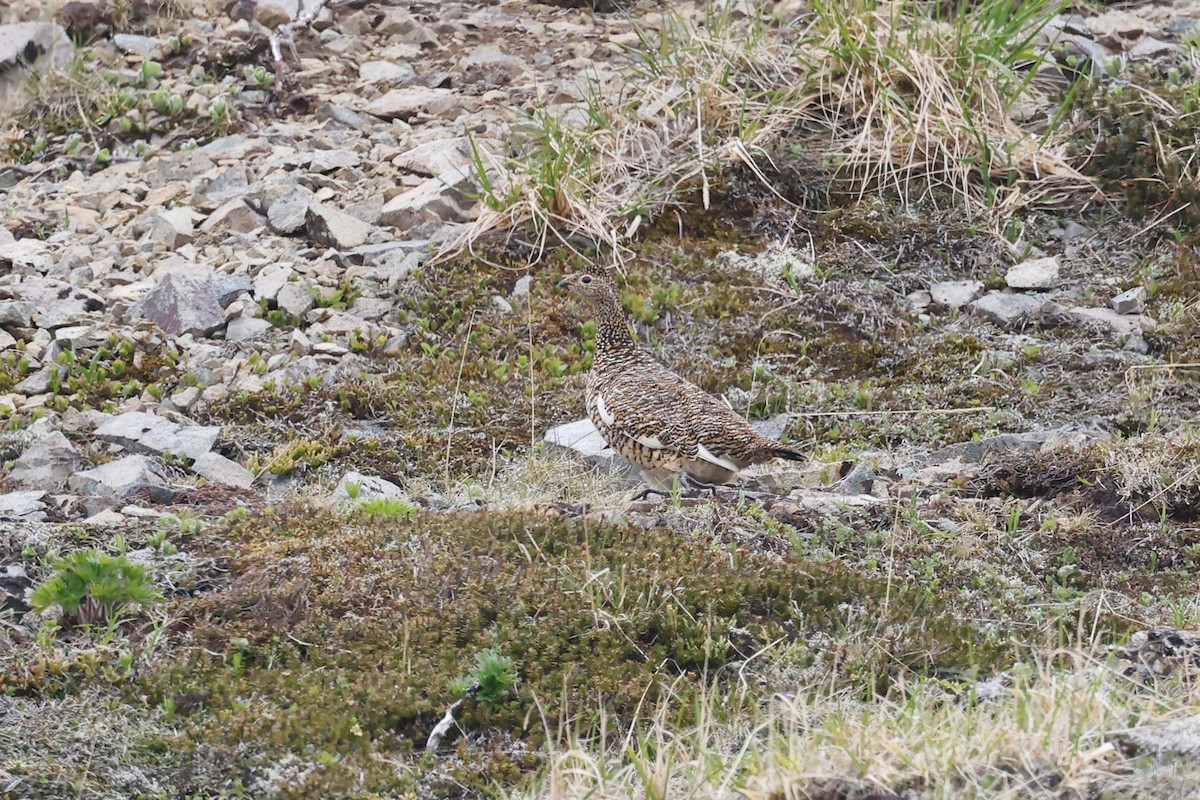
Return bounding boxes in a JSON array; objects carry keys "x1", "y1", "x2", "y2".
[{"x1": 580, "y1": 275, "x2": 592, "y2": 284}]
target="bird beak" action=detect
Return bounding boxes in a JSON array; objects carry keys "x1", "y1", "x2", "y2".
[{"x1": 557, "y1": 277, "x2": 570, "y2": 289}]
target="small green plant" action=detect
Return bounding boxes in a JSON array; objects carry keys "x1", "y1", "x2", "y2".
[
  {"x1": 30, "y1": 550, "x2": 161, "y2": 627},
  {"x1": 450, "y1": 648, "x2": 519, "y2": 705},
  {"x1": 357, "y1": 497, "x2": 417, "y2": 517}
]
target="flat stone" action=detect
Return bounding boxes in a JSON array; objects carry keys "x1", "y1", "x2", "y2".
[
  {"x1": 0, "y1": 489, "x2": 46, "y2": 520},
  {"x1": 393, "y1": 137, "x2": 476, "y2": 178},
  {"x1": 929, "y1": 280, "x2": 983, "y2": 309},
  {"x1": 130, "y1": 266, "x2": 225, "y2": 337},
  {"x1": 9, "y1": 431, "x2": 81, "y2": 490},
  {"x1": 276, "y1": 280, "x2": 315, "y2": 317},
  {"x1": 199, "y1": 165, "x2": 251, "y2": 207},
  {"x1": 306, "y1": 202, "x2": 372, "y2": 249},
  {"x1": 212, "y1": 272, "x2": 253, "y2": 308},
  {"x1": 15, "y1": 365, "x2": 56, "y2": 395},
  {"x1": 1128, "y1": 36, "x2": 1177, "y2": 61},
  {"x1": 95, "y1": 411, "x2": 219, "y2": 461},
  {"x1": 225, "y1": 314, "x2": 273, "y2": 341},
  {"x1": 253, "y1": 264, "x2": 293, "y2": 302},
  {"x1": 1005, "y1": 256, "x2": 1059, "y2": 290},
  {"x1": 379, "y1": 170, "x2": 472, "y2": 230},
  {"x1": 255, "y1": 0, "x2": 296, "y2": 27},
  {"x1": 112, "y1": 33, "x2": 157, "y2": 56},
  {"x1": 363, "y1": 87, "x2": 470, "y2": 121},
  {"x1": 359, "y1": 60, "x2": 416, "y2": 84},
  {"x1": 1111, "y1": 286, "x2": 1146, "y2": 315},
  {"x1": 1070, "y1": 306, "x2": 1143, "y2": 335},
  {"x1": 309, "y1": 148, "x2": 361, "y2": 172},
  {"x1": 12, "y1": 278, "x2": 105, "y2": 327},
  {"x1": 543, "y1": 418, "x2": 635, "y2": 479},
  {"x1": 969, "y1": 293, "x2": 1051, "y2": 328},
  {"x1": 148, "y1": 207, "x2": 196, "y2": 250},
  {"x1": 201, "y1": 198, "x2": 265, "y2": 234},
  {"x1": 0, "y1": 23, "x2": 72, "y2": 112},
  {"x1": 69, "y1": 454, "x2": 164, "y2": 498},
  {"x1": 191, "y1": 451, "x2": 254, "y2": 489},
  {"x1": 0, "y1": 300, "x2": 34, "y2": 327},
  {"x1": 268, "y1": 187, "x2": 311, "y2": 235},
  {"x1": 332, "y1": 470, "x2": 403, "y2": 501},
  {"x1": 83, "y1": 508, "x2": 129, "y2": 526},
  {"x1": 1109, "y1": 713, "x2": 1200, "y2": 757}
]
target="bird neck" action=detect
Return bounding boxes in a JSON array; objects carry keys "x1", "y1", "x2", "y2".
[{"x1": 592, "y1": 293, "x2": 640, "y2": 370}]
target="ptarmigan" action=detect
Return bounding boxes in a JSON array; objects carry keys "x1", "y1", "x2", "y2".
[{"x1": 559, "y1": 267, "x2": 804, "y2": 491}]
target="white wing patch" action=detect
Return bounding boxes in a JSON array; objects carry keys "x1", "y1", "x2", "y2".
[
  {"x1": 695, "y1": 443, "x2": 740, "y2": 472},
  {"x1": 634, "y1": 434, "x2": 665, "y2": 450},
  {"x1": 594, "y1": 394, "x2": 616, "y2": 426}
]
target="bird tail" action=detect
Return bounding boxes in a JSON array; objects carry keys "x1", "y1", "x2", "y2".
[{"x1": 769, "y1": 444, "x2": 805, "y2": 462}]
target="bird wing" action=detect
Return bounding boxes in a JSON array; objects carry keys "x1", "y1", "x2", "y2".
[{"x1": 595, "y1": 363, "x2": 752, "y2": 470}]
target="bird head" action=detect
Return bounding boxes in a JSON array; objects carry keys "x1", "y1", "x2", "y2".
[{"x1": 557, "y1": 269, "x2": 617, "y2": 302}]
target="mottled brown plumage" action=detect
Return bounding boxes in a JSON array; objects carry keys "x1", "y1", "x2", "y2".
[{"x1": 559, "y1": 268, "x2": 804, "y2": 489}]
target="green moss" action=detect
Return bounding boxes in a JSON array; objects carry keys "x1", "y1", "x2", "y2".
[{"x1": 130, "y1": 505, "x2": 1008, "y2": 796}]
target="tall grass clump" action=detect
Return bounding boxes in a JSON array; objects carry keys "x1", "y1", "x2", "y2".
[{"x1": 448, "y1": 0, "x2": 1088, "y2": 260}]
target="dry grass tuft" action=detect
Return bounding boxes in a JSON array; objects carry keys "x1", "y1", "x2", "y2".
[
  {"x1": 525, "y1": 653, "x2": 1200, "y2": 800},
  {"x1": 447, "y1": 0, "x2": 1090, "y2": 262}
]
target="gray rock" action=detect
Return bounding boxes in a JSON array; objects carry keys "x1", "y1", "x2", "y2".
[
  {"x1": 69, "y1": 454, "x2": 164, "y2": 498},
  {"x1": 256, "y1": 0, "x2": 298, "y2": 26},
  {"x1": 12, "y1": 278, "x2": 105, "y2": 327},
  {"x1": 969, "y1": 293, "x2": 1050, "y2": 328},
  {"x1": 306, "y1": 202, "x2": 372, "y2": 249},
  {"x1": 226, "y1": 314, "x2": 273, "y2": 341},
  {"x1": 929, "y1": 280, "x2": 983, "y2": 309},
  {"x1": 0, "y1": 328, "x2": 14, "y2": 351},
  {"x1": 309, "y1": 149, "x2": 361, "y2": 172},
  {"x1": 276, "y1": 281, "x2": 315, "y2": 317},
  {"x1": 201, "y1": 198, "x2": 265, "y2": 233},
  {"x1": 0, "y1": 23, "x2": 72, "y2": 112},
  {"x1": 394, "y1": 137, "x2": 477, "y2": 179},
  {"x1": 359, "y1": 60, "x2": 416, "y2": 84},
  {"x1": 8, "y1": 431, "x2": 81, "y2": 490},
  {"x1": 543, "y1": 418, "x2": 635, "y2": 479},
  {"x1": 1109, "y1": 713, "x2": 1200, "y2": 757},
  {"x1": 380, "y1": 171, "x2": 472, "y2": 230},
  {"x1": 1062, "y1": 220, "x2": 1091, "y2": 241},
  {"x1": 254, "y1": 264, "x2": 293, "y2": 302},
  {"x1": 333, "y1": 470, "x2": 403, "y2": 501},
  {"x1": 907, "y1": 290, "x2": 931, "y2": 310},
  {"x1": 0, "y1": 300, "x2": 34, "y2": 327},
  {"x1": 833, "y1": 462, "x2": 877, "y2": 496},
  {"x1": 212, "y1": 272, "x2": 253, "y2": 308},
  {"x1": 130, "y1": 266, "x2": 225, "y2": 337},
  {"x1": 15, "y1": 365, "x2": 57, "y2": 395},
  {"x1": 191, "y1": 451, "x2": 255, "y2": 489},
  {"x1": 1166, "y1": 17, "x2": 1200, "y2": 36},
  {"x1": 95, "y1": 411, "x2": 219, "y2": 461},
  {"x1": 1124, "y1": 333, "x2": 1150, "y2": 354},
  {"x1": 112, "y1": 33, "x2": 157, "y2": 56},
  {"x1": 148, "y1": 207, "x2": 196, "y2": 250},
  {"x1": 0, "y1": 489, "x2": 46, "y2": 521},
  {"x1": 1070, "y1": 306, "x2": 1143, "y2": 335},
  {"x1": 1005, "y1": 256, "x2": 1059, "y2": 290},
  {"x1": 268, "y1": 187, "x2": 311, "y2": 234},
  {"x1": 363, "y1": 87, "x2": 469, "y2": 121},
  {"x1": 930, "y1": 424, "x2": 1103, "y2": 464},
  {"x1": 461, "y1": 44, "x2": 527, "y2": 86},
  {"x1": 200, "y1": 165, "x2": 251, "y2": 208},
  {"x1": 1111, "y1": 286, "x2": 1146, "y2": 315},
  {"x1": 1128, "y1": 36, "x2": 1177, "y2": 61}
]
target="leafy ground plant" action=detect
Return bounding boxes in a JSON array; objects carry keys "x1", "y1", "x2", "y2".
[{"x1": 30, "y1": 549, "x2": 161, "y2": 627}]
